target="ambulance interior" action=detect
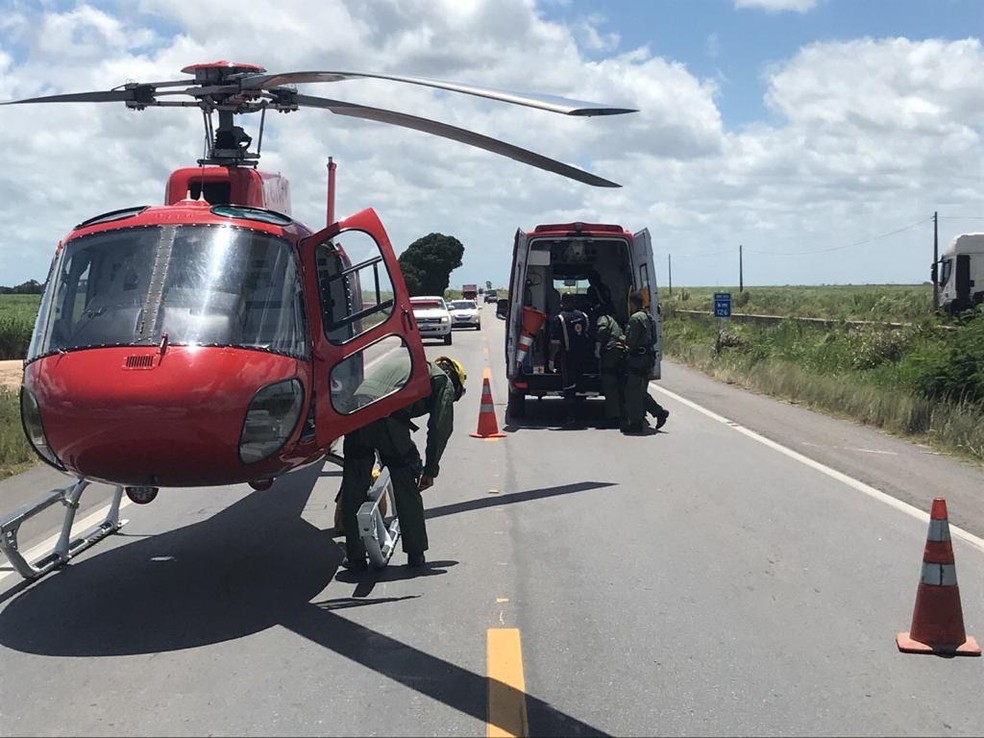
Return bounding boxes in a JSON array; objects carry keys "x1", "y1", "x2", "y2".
[{"x1": 520, "y1": 236, "x2": 633, "y2": 377}]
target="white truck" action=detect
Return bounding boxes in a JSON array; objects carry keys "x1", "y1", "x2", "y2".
[
  {"x1": 934, "y1": 233, "x2": 984, "y2": 316},
  {"x1": 503, "y1": 221, "x2": 661, "y2": 418}
]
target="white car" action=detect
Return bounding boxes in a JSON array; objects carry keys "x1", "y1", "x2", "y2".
[
  {"x1": 410, "y1": 296, "x2": 453, "y2": 345},
  {"x1": 448, "y1": 299, "x2": 481, "y2": 330}
]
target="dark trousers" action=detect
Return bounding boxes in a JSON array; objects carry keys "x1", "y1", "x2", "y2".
[
  {"x1": 598, "y1": 352, "x2": 625, "y2": 421},
  {"x1": 560, "y1": 352, "x2": 585, "y2": 418},
  {"x1": 623, "y1": 368, "x2": 666, "y2": 426},
  {"x1": 342, "y1": 416, "x2": 427, "y2": 561}
]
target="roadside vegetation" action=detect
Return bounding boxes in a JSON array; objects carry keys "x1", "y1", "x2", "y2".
[
  {"x1": 0, "y1": 388, "x2": 34, "y2": 479},
  {"x1": 663, "y1": 286, "x2": 984, "y2": 466},
  {"x1": 666, "y1": 284, "x2": 935, "y2": 322},
  {"x1": 0, "y1": 294, "x2": 39, "y2": 360}
]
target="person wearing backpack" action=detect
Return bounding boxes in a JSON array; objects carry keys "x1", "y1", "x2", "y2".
[
  {"x1": 593, "y1": 297, "x2": 628, "y2": 429},
  {"x1": 622, "y1": 289, "x2": 669, "y2": 435},
  {"x1": 548, "y1": 292, "x2": 592, "y2": 426}
]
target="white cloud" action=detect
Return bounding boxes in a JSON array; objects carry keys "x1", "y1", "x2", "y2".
[
  {"x1": 734, "y1": 0, "x2": 820, "y2": 13},
  {"x1": 705, "y1": 32, "x2": 722, "y2": 59},
  {"x1": 0, "y1": 1, "x2": 981, "y2": 290}
]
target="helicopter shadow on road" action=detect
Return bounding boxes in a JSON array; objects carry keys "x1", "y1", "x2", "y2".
[
  {"x1": 332, "y1": 481, "x2": 616, "y2": 599},
  {"x1": 0, "y1": 461, "x2": 343, "y2": 657},
  {"x1": 0, "y1": 462, "x2": 615, "y2": 736}
]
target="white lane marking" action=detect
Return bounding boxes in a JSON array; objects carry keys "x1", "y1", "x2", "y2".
[
  {"x1": 0, "y1": 497, "x2": 134, "y2": 584},
  {"x1": 652, "y1": 383, "x2": 984, "y2": 555},
  {"x1": 801, "y1": 442, "x2": 898, "y2": 456}
]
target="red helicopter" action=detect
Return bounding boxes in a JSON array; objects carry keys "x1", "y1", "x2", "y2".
[{"x1": 0, "y1": 60, "x2": 635, "y2": 578}]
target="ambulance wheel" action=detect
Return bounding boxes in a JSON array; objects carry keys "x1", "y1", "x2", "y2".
[{"x1": 507, "y1": 390, "x2": 526, "y2": 418}]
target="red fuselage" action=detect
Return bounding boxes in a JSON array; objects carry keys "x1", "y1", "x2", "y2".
[{"x1": 24, "y1": 347, "x2": 318, "y2": 487}]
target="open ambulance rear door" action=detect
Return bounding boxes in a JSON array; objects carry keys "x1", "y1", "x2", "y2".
[
  {"x1": 631, "y1": 228, "x2": 661, "y2": 380},
  {"x1": 506, "y1": 228, "x2": 530, "y2": 380}
]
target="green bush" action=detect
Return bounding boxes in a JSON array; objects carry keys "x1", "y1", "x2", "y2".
[
  {"x1": 0, "y1": 315, "x2": 32, "y2": 360},
  {"x1": 909, "y1": 313, "x2": 984, "y2": 406},
  {"x1": 0, "y1": 388, "x2": 34, "y2": 478}
]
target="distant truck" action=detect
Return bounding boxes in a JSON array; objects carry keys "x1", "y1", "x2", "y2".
[
  {"x1": 484, "y1": 289, "x2": 499, "y2": 303},
  {"x1": 503, "y1": 221, "x2": 660, "y2": 418},
  {"x1": 461, "y1": 283, "x2": 478, "y2": 300},
  {"x1": 933, "y1": 233, "x2": 984, "y2": 315}
]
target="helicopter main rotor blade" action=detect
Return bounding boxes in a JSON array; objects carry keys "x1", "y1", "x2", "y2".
[
  {"x1": 244, "y1": 71, "x2": 637, "y2": 117},
  {"x1": 293, "y1": 93, "x2": 621, "y2": 188},
  {"x1": 0, "y1": 90, "x2": 141, "y2": 106},
  {"x1": 0, "y1": 77, "x2": 204, "y2": 107}
]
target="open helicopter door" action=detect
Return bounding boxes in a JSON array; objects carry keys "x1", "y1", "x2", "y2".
[
  {"x1": 631, "y1": 228, "x2": 662, "y2": 380},
  {"x1": 301, "y1": 208, "x2": 430, "y2": 448}
]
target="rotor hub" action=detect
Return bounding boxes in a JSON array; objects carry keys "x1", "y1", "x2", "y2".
[{"x1": 180, "y1": 61, "x2": 267, "y2": 84}]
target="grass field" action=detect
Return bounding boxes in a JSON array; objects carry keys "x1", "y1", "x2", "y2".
[
  {"x1": 0, "y1": 294, "x2": 40, "y2": 360},
  {"x1": 664, "y1": 284, "x2": 935, "y2": 322}
]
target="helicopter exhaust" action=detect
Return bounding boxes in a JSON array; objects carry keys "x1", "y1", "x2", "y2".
[{"x1": 326, "y1": 157, "x2": 336, "y2": 226}]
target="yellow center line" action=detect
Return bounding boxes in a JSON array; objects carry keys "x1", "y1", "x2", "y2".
[{"x1": 487, "y1": 628, "x2": 528, "y2": 737}]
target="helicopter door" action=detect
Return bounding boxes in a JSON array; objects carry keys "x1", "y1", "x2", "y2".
[
  {"x1": 631, "y1": 228, "x2": 662, "y2": 381},
  {"x1": 301, "y1": 208, "x2": 430, "y2": 447}
]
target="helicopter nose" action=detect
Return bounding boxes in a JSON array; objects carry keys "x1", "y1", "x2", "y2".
[{"x1": 25, "y1": 347, "x2": 307, "y2": 487}]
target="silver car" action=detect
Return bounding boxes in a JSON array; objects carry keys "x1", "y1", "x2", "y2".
[{"x1": 448, "y1": 299, "x2": 481, "y2": 330}]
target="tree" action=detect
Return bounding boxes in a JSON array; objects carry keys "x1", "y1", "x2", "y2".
[
  {"x1": 0, "y1": 279, "x2": 44, "y2": 295},
  {"x1": 398, "y1": 233, "x2": 464, "y2": 296}
]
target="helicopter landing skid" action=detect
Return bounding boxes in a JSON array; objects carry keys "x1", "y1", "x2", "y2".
[
  {"x1": 0, "y1": 478, "x2": 126, "y2": 580},
  {"x1": 356, "y1": 466, "x2": 400, "y2": 569}
]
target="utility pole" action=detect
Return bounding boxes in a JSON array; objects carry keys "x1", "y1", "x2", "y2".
[
  {"x1": 739, "y1": 244, "x2": 744, "y2": 293},
  {"x1": 667, "y1": 254, "x2": 672, "y2": 296},
  {"x1": 932, "y1": 211, "x2": 939, "y2": 310}
]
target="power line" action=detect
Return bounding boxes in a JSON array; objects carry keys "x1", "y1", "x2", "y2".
[{"x1": 745, "y1": 216, "x2": 933, "y2": 256}]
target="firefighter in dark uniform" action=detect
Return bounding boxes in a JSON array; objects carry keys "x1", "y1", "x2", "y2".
[
  {"x1": 622, "y1": 289, "x2": 669, "y2": 434},
  {"x1": 340, "y1": 354, "x2": 466, "y2": 570},
  {"x1": 548, "y1": 292, "x2": 591, "y2": 425},
  {"x1": 594, "y1": 298, "x2": 627, "y2": 428}
]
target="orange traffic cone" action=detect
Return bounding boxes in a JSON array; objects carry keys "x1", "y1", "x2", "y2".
[
  {"x1": 470, "y1": 375, "x2": 506, "y2": 439},
  {"x1": 515, "y1": 306, "x2": 547, "y2": 370},
  {"x1": 896, "y1": 498, "x2": 980, "y2": 656}
]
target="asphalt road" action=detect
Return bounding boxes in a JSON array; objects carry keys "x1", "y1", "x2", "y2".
[{"x1": 2, "y1": 302, "x2": 984, "y2": 736}]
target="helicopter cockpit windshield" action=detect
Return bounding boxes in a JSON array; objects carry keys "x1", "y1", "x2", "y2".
[{"x1": 27, "y1": 224, "x2": 308, "y2": 360}]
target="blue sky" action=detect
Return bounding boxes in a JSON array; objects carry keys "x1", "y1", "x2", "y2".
[
  {"x1": 550, "y1": 0, "x2": 984, "y2": 127},
  {"x1": 1, "y1": 0, "x2": 983, "y2": 288}
]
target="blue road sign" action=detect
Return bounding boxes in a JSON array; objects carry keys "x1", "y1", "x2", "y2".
[{"x1": 714, "y1": 292, "x2": 732, "y2": 318}]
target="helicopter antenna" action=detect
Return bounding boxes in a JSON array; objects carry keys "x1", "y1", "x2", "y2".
[{"x1": 255, "y1": 105, "x2": 266, "y2": 158}]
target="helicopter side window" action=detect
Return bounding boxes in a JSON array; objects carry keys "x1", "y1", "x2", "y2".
[
  {"x1": 315, "y1": 230, "x2": 397, "y2": 413},
  {"x1": 329, "y1": 335, "x2": 414, "y2": 414},
  {"x1": 316, "y1": 230, "x2": 395, "y2": 344}
]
